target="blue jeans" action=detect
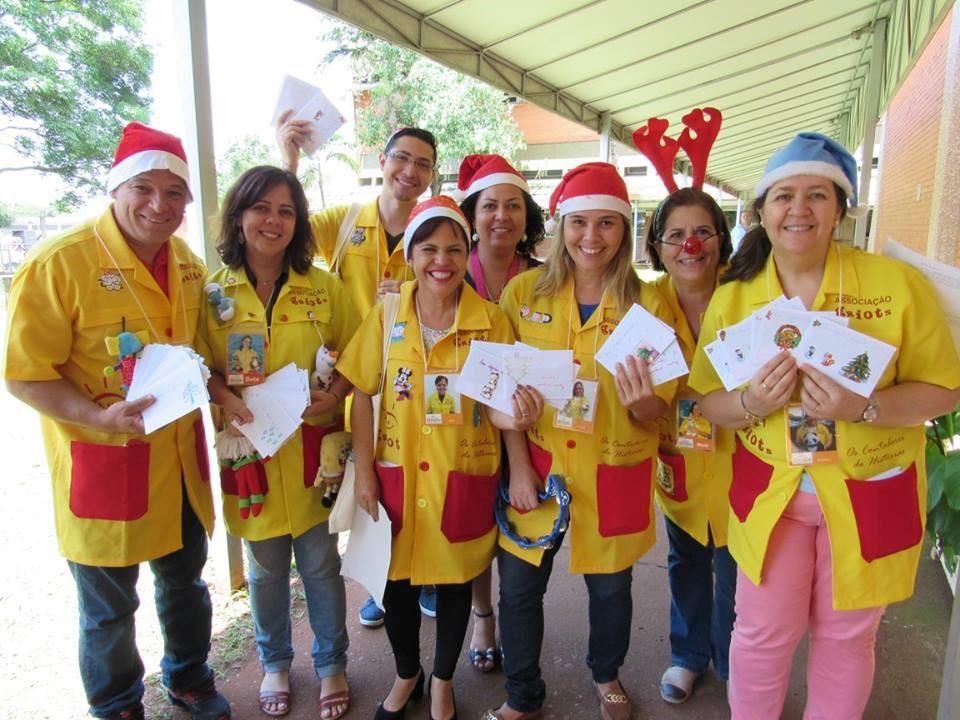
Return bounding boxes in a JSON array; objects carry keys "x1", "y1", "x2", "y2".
[
  {"x1": 245, "y1": 521, "x2": 347, "y2": 677},
  {"x1": 665, "y1": 516, "x2": 737, "y2": 680},
  {"x1": 497, "y1": 535, "x2": 634, "y2": 712},
  {"x1": 68, "y1": 494, "x2": 214, "y2": 717}
]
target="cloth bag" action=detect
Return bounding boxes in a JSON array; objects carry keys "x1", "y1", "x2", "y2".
[{"x1": 328, "y1": 292, "x2": 400, "y2": 533}]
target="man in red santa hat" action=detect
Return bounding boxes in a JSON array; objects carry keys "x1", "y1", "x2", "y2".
[{"x1": 5, "y1": 122, "x2": 231, "y2": 720}]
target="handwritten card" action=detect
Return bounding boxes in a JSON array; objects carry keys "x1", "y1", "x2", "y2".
[
  {"x1": 272, "y1": 75, "x2": 346, "y2": 156},
  {"x1": 234, "y1": 363, "x2": 310, "y2": 457},
  {"x1": 595, "y1": 303, "x2": 677, "y2": 380},
  {"x1": 458, "y1": 342, "x2": 513, "y2": 414},
  {"x1": 127, "y1": 344, "x2": 210, "y2": 434},
  {"x1": 501, "y1": 347, "x2": 574, "y2": 400}
]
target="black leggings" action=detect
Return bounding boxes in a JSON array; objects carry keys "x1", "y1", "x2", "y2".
[{"x1": 382, "y1": 579, "x2": 472, "y2": 680}]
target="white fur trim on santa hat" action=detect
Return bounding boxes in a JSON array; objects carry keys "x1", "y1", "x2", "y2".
[
  {"x1": 557, "y1": 194, "x2": 632, "y2": 220},
  {"x1": 403, "y1": 206, "x2": 472, "y2": 257},
  {"x1": 754, "y1": 160, "x2": 853, "y2": 203},
  {"x1": 107, "y1": 150, "x2": 191, "y2": 195},
  {"x1": 464, "y1": 171, "x2": 529, "y2": 199}
]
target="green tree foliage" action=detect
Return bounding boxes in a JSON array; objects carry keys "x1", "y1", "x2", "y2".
[
  {"x1": 0, "y1": 0, "x2": 152, "y2": 209},
  {"x1": 323, "y1": 24, "x2": 524, "y2": 185},
  {"x1": 216, "y1": 134, "x2": 278, "y2": 198},
  {"x1": 0, "y1": 203, "x2": 12, "y2": 229}
]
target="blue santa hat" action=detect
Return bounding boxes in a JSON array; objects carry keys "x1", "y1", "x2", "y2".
[{"x1": 755, "y1": 132, "x2": 859, "y2": 208}]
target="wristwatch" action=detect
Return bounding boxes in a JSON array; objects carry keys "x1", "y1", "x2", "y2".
[{"x1": 854, "y1": 399, "x2": 879, "y2": 423}]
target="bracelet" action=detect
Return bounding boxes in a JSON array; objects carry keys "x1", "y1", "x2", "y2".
[{"x1": 739, "y1": 389, "x2": 764, "y2": 426}]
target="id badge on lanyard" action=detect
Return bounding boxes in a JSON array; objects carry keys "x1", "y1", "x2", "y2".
[
  {"x1": 785, "y1": 403, "x2": 839, "y2": 465},
  {"x1": 227, "y1": 322, "x2": 267, "y2": 386},
  {"x1": 424, "y1": 372, "x2": 464, "y2": 425},
  {"x1": 676, "y1": 398, "x2": 716, "y2": 452},
  {"x1": 553, "y1": 376, "x2": 598, "y2": 433}
]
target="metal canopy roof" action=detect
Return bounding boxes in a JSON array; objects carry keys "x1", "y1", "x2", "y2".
[{"x1": 297, "y1": 0, "x2": 952, "y2": 198}]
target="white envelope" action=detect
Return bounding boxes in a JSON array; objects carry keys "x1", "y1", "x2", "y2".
[
  {"x1": 648, "y1": 338, "x2": 690, "y2": 386},
  {"x1": 127, "y1": 344, "x2": 210, "y2": 435},
  {"x1": 341, "y1": 502, "x2": 392, "y2": 609},
  {"x1": 272, "y1": 75, "x2": 346, "y2": 156},
  {"x1": 458, "y1": 343, "x2": 513, "y2": 415}
]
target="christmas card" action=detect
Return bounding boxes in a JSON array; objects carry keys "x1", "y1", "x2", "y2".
[{"x1": 797, "y1": 319, "x2": 896, "y2": 397}]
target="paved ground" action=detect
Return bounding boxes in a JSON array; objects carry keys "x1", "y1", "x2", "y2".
[{"x1": 215, "y1": 524, "x2": 953, "y2": 720}]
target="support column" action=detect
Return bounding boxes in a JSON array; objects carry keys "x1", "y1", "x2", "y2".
[
  {"x1": 929, "y1": 5, "x2": 960, "y2": 265},
  {"x1": 936, "y1": 7, "x2": 960, "y2": 719},
  {"x1": 599, "y1": 112, "x2": 612, "y2": 163},
  {"x1": 173, "y1": 0, "x2": 245, "y2": 592},
  {"x1": 854, "y1": 17, "x2": 887, "y2": 250}
]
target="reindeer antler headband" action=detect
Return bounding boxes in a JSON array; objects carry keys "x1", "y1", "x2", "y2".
[
  {"x1": 631, "y1": 107, "x2": 722, "y2": 192},
  {"x1": 632, "y1": 107, "x2": 723, "y2": 249}
]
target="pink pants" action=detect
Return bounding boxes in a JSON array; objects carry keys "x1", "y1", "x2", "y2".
[{"x1": 728, "y1": 491, "x2": 885, "y2": 720}]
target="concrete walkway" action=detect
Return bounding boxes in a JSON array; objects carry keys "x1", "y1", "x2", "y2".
[{"x1": 215, "y1": 515, "x2": 952, "y2": 719}]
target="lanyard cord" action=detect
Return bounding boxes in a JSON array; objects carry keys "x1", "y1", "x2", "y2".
[
  {"x1": 765, "y1": 243, "x2": 843, "y2": 312},
  {"x1": 94, "y1": 227, "x2": 189, "y2": 344},
  {"x1": 415, "y1": 289, "x2": 460, "y2": 372}
]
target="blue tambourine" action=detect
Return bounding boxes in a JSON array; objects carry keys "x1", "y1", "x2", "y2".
[{"x1": 495, "y1": 474, "x2": 571, "y2": 550}]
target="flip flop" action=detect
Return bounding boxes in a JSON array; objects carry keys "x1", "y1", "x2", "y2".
[
  {"x1": 259, "y1": 690, "x2": 290, "y2": 717},
  {"x1": 318, "y1": 688, "x2": 351, "y2": 720}
]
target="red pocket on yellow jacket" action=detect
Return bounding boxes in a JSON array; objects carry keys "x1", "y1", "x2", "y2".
[{"x1": 845, "y1": 463, "x2": 922, "y2": 562}]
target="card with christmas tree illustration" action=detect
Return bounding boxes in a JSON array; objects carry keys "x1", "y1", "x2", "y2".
[{"x1": 798, "y1": 319, "x2": 896, "y2": 398}]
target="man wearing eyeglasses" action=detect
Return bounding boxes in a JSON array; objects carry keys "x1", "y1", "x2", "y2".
[{"x1": 277, "y1": 121, "x2": 437, "y2": 317}]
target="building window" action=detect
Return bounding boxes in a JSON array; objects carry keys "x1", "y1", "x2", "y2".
[{"x1": 624, "y1": 166, "x2": 647, "y2": 176}]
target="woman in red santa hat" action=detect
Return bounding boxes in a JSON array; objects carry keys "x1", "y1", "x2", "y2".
[
  {"x1": 483, "y1": 162, "x2": 678, "y2": 720},
  {"x1": 455, "y1": 153, "x2": 546, "y2": 673},
  {"x1": 337, "y1": 196, "x2": 519, "y2": 720}
]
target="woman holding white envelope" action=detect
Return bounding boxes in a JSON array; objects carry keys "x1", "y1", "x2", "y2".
[
  {"x1": 485, "y1": 162, "x2": 678, "y2": 720},
  {"x1": 202, "y1": 167, "x2": 359, "y2": 718},
  {"x1": 688, "y1": 133, "x2": 960, "y2": 719},
  {"x1": 338, "y1": 196, "x2": 517, "y2": 720},
  {"x1": 456, "y1": 153, "x2": 546, "y2": 673},
  {"x1": 642, "y1": 187, "x2": 737, "y2": 705}
]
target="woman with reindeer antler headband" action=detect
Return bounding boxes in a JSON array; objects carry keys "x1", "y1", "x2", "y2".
[
  {"x1": 482, "y1": 162, "x2": 679, "y2": 720},
  {"x1": 687, "y1": 133, "x2": 960, "y2": 718},
  {"x1": 634, "y1": 107, "x2": 738, "y2": 706}
]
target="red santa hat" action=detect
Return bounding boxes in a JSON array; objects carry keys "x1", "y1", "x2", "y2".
[
  {"x1": 107, "y1": 122, "x2": 191, "y2": 196},
  {"x1": 402, "y1": 195, "x2": 472, "y2": 257},
  {"x1": 548, "y1": 162, "x2": 631, "y2": 229},
  {"x1": 457, "y1": 154, "x2": 529, "y2": 201}
]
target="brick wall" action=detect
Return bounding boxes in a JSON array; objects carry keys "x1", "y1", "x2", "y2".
[{"x1": 874, "y1": 7, "x2": 952, "y2": 256}]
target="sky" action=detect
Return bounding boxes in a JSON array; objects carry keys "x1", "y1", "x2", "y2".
[{"x1": 1, "y1": 0, "x2": 355, "y2": 230}]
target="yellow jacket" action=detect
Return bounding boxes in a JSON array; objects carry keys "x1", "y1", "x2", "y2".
[
  {"x1": 310, "y1": 198, "x2": 412, "y2": 318},
  {"x1": 200, "y1": 264, "x2": 360, "y2": 540},
  {"x1": 688, "y1": 244, "x2": 960, "y2": 609},
  {"x1": 3, "y1": 208, "x2": 214, "y2": 566},
  {"x1": 652, "y1": 274, "x2": 734, "y2": 548},
  {"x1": 337, "y1": 281, "x2": 515, "y2": 584},
  {"x1": 498, "y1": 269, "x2": 678, "y2": 574}
]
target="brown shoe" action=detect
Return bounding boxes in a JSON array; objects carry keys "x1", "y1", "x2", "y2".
[
  {"x1": 480, "y1": 707, "x2": 542, "y2": 720},
  {"x1": 595, "y1": 680, "x2": 631, "y2": 720}
]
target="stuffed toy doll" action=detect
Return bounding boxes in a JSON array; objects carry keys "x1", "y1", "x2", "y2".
[
  {"x1": 215, "y1": 430, "x2": 267, "y2": 519},
  {"x1": 103, "y1": 330, "x2": 149, "y2": 392},
  {"x1": 315, "y1": 431, "x2": 352, "y2": 507}
]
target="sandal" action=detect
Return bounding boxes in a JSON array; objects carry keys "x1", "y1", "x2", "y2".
[
  {"x1": 467, "y1": 608, "x2": 500, "y2": 673},
  {"x1": 318, "y1": 689, "x2": 351, "y2": 720},
  {"x1": 594, "y1": 680, "x2": 632, "y2": 720},
  {"x1": 659, "y1": 666, "x2": 699, "y2": 705},
  {"x1": 259, "y1": 690, "x2": 291, "y2": 717}
]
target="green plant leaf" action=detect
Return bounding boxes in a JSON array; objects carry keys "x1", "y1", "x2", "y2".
[
  {"x1": 928, "y1": 458, "x2": 946, "y2": 512},
  {"x1": 943, "y1": 454, "x2": 960, "y2": 510}
]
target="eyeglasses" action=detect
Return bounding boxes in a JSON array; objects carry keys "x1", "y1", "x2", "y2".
[
  {"x1": 657, "y1": 228, "x2": 719, "y2": 255},
  {"x1": 386, "y1": 151, "x2": 435, "y2": 172}
]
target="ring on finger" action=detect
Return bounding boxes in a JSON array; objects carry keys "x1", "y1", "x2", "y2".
[{"x1": 760, "y1": 381, "x2": 768, "y2": 391}]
